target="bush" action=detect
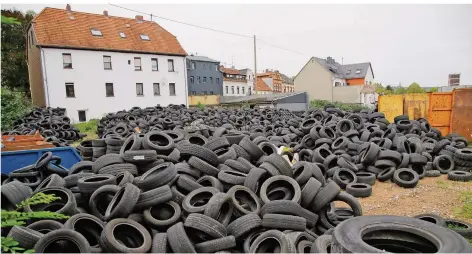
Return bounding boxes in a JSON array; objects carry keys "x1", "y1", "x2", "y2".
[
  {"x1": 310, "y1": 99, "x2": 369, "y2": 112},
  {"x1": 73, "y1": 119, "x2": 98, "y2": 133},
  {"x1": 1, "y1": 87, "x2": 32, "y2": 130}
]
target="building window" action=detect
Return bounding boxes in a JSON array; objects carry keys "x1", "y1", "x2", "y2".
[
  {"x1": 136, "y1": 83, "x2": 143, "y2": 96},
  {"x1": 151, "y1": 58, "x2": 158, "y2": 71},
  {"x1": 356, "y1": 69, "x2": 361, "y2": 74},
  {"x1": 78, "y1": 110, "x2": 86, "y2": 122},
  {"x1": 242, "y1": 87, "x2": 245, "y2": 95},
  {"x1": 169, "y1": 83, "x2": 176, "y2": 96},
  {"x1": 203, "y1": 77, "x2": 207, "y2": 83},
  {"x1": 106, "y1": 83, "x2": 114, "y2": 97},
  {"x1": 140, "y1": 34, "x2": 150, "y2": 40},
  {"x1": 347, "y1": 70, "x2": 351, "y2": 75},
  {"x1": 153, "y1": 83, "x2": 160, "y2": 96},
  {"x1": 191, "y1": 62, "x2": 196, "y2": 69},
  {"x1": 210, "y1": 91, "x2": 214, "y2": 95},
  {"x1": 215, "y1": 65, "x2": 218, "y2": 71},
  {"x1": 90, "y1": 28, "x2": 102, "y2": 36},
  {"x1": 216, "y1": 78, "x2": 220, "y2": 84},
  {"x1": 231, "y1": 86, "x2": 234, "y2": 94},
  {"x1": 103, "y1": 56, "x2": 112, "y2": 70},
  {"x1": 191, "y1": 91, "x2": 196, "y2": 95},
  {"x1": 203, "y1": 63, "x2": 207, "y2": 69},
  {"x1": 62, "y1": 53, "x2": 72, "y2": 69},
  {"x1": 225, "y1": 86, "x2": 228, "y2": 94},
  {"x1": 197, "y1": 77, "x2": 201, "y2": 84},
  {"x1": 335, "y1": 82, "x2": 342, "y2": 87},
  {"x1": 203, "y1": 91, "x2": 207, "y2": 95},
  {"x1": 168, "y1": 59, "x2": 174, "y2": 72},
  {"x1": 209, "y1": 77, "x2": 213, "y2": 84},
  {"x1": 134, "y1": 57, "x2": 141, "y2": 71},
  {"x1": 237, "y1": 87, "x2": 240, "y2": 94},
  {"x1": 119, "y1": 32, "x2": 126, "y2": 38},
  {"x1": 190, "y1": 76, "x2": 194, "y2": 84},
  {"x1": 65, "y1": 83, "x2": 75, "y2": 97}
]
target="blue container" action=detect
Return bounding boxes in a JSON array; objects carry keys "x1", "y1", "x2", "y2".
[{"x1": 1, "y1": 147, "x2": 82, "y2": 175}]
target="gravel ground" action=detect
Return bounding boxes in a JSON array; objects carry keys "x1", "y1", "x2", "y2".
[{"x1": 348, "y1": 175, "x2": 472, "y2": 223}]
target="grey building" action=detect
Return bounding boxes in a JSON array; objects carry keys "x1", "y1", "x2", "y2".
[
  {"x1": 186, "y1": 55, "x2": 223, "y2": 96},
  {"x1": 220, "y1": 92, "x2": 308, "y2": 111}
]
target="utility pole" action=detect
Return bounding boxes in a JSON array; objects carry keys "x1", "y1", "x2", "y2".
[{"x1": 253, "y1": 35, "x2": 257, "y2": 95}]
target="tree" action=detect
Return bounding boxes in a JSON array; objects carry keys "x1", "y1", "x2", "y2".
[
  {"x1": 429, "y1": 87, "x2": 438, "y2": 92},
  {"x1": 395, "y1": 87, "x2": 407, "y2": 94},
  {"x1": 386, "y1": 85, "x2": 394, "y2": 92},
  {"x1": 406, "y1": 82, "x2": 426, "y2": 94},
  {"x1": 1, "y1": 9, "x2": 35, "y2": 95}
]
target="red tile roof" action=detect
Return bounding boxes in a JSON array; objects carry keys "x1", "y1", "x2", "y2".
[
  {"x1": 219, "y1": 67, "x2": 241, "y2": 75},
  {"x1": 256, "y1": 78, "x2": 272, "y2": 92},
  {"x1": 31, "y1": 7, "x2": 187, "y2": 56}
]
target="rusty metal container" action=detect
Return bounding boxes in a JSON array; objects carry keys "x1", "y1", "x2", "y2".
[
  {"x1": 378, "y1": 95, "x2": 404, "y2": 123},
  {"x1": 450, "y1": 88, "x2": 472, "y2": 141},
  {"x1": 428, "y1": 92, "x2": 453, "y2": 137}
]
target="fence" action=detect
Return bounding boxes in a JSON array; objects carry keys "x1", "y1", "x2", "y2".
[{"x1": 378, "y1": 88, "x2": 472, "y2": 140}]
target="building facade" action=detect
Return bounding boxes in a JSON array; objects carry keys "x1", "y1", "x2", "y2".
[
  {"x1": 255, "y1": 77, "x2": 273, "y2": 95},
  {"x1": 26, "y1": 5, "x2": 187, "y2": 122},
  {"x1": 281, "y1": 73, "x2": 295, "y2": 93},
  {"x1": 294, "y1": 56, "x2": 376, "y2": 107},
  {"x1": 220, "y1": 67, "x2": 251, "y2": 97},
  {"x1": 186, "y1": 55, "x2": 223, "y2": 96}
]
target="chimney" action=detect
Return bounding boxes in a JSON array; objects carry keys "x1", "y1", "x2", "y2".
[
  {"x1": 327, "y1": 56, "x2": 332, "y2": 64},
  {"x1": 103, "y1": 10, "x2": 108, "y2": 17},
  {"x1": 136, "y1": 15, "x2": 143, "y2": 23},
  {"x1": 66, "y1": 4, "x2": 71, "y2": 13}
]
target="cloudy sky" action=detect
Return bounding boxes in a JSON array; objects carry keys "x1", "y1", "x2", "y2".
[{"x1": 4, "y1": 4, "x2": 472, "y2": 86}]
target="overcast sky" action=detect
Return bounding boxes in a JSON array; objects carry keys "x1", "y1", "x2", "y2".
[{"x1": 4, "y1": 4, "x2": 472, "y2": 86}]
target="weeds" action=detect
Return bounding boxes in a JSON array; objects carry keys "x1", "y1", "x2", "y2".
[
  {"x1": 436, "y1": 179, "x2": 449, "y2": 189},
  {"x1": 310, "y1": 99, "x2": 369, "y2": 111}
]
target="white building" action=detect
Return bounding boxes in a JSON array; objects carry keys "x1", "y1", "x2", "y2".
[
  {"x1": 220, "y1": 66, "x2": 251, "y2": 97},
  {"x1": 26, "y1": 5, "x2": 188, "y2": 122}
]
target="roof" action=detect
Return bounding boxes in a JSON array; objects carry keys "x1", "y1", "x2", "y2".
[
  {"x1": 239, "y1": 68, "x2": 252, "y2": 75},
  {"x1": 220, "y1": 67, "x2": 242, "y2": 75},
  {"x1": 256, "y1": 78, "x2": 272, "y2": 92},
  {"x1": 221, "y1": 92, "x2": 305, "y2": 104},
  {"x1": 187, "y1": 55, "x2": 219, "y2": 63},
  {"x1": 295, "y1": 57, "x2": 374, "y2": 80},
  {"x1": 31, "y1": 7, "x2": 186, "y2": 56},
  {"x1": 280, "y1": 73, "x2": 294, "y2": 84}
]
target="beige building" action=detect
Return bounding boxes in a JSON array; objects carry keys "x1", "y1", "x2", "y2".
[{"x1": 294, "y1": 56, "x2": 376, "y2": 107}]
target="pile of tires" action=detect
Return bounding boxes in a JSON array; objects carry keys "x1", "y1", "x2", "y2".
[
  {"x1": 2, "y1": 129, "x2": 471, "y2": 253},
  {"x1": 2, "y1": 107, "x2": 85, "y2": 146}
]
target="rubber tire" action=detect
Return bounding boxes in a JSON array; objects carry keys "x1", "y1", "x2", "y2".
[
  {"x1": 134, "y1": 185, "x2": 173, "y2": 211},
  {"x1": 34, "y1": 229, "x2": 90, "y2": 253},
  {"x1": 26, "y1": 220, "x2": 63, "y2": 234},
  {"x1": 262, "y1": 214, "x2": 307, "y2": 231},
  {"x1": 143, "y1": 201, "x2": 181, "y2": 231},
  {"x1": 100, "y1": 218, "x2": 152, "y2": 253},
  {"x1": 104, "y1": 183, "x2": 141, "y2": 221},
  {"x1": 447, "y1": 171, "x2": 471, "y2": 182},
  {"x1": 166, "y1": 222, "x2": 196, "y2": 253},
  {"x1": 393, "y1": 168, "x2": 419, "y2": 188},
  {"x1": 259, "y1": 175, "x2": 301, "y2": 204},
  {"x1": 346, "y1": 183, "x2": 372, "y2": 198},
  {"x1": 7, "y1": 226, "x2": 43, "y2": 249},
  {"x1": 64, "y1": 213, "x2": 105, "y2": 253},
  {"x1": 413, "y1": 213, "x2": 446, "y2": 227},
  {"x1": 227, "y1": 213, "x2": 262, "y2": 239},
  {"x1": 249, "y1": 229, "x2": 295, "y2": 253}
]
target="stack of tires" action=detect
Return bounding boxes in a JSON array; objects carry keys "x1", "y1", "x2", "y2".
[
  {"x1": 105, "y1": 135, "x2": 125, "y2": 154},
  {"x1": 91, "y1": 139, "x2": 106, "y2": 161},
  {"x1": 76, "y1": 140, "x2": 93, "y2": 161},
  {"x1": 2, "y1": 107, "x2": 85, "y2": 146},
  {"x1": 2, "y1": 129, "x2": 472, "y2": 253}
]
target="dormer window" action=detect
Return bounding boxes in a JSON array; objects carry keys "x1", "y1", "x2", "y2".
[
  {"x1": 356, "y1": 69, "x2": 361, "y2": 74},
  {"x1": 90, "y1": 28, "x2": 102, "y2": 36},
  {"x1": 140, "y1": 34, "x2": 150, "y2": 40},
  {"x1": 119, "y1": 32, "x2": 126, "y2": 38},
  {"x1": 347, "y1": 70, "x2": 351, "y2": 74}
]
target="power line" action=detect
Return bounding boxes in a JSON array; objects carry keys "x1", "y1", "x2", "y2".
[
  {"x1": 108, "y1": 3, "x2": 309, "y2": 56},
  {"x1": 109, "y1": 3, "x2": 252, "y2": 39}
]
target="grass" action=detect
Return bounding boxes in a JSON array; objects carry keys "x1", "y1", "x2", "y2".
[
  {"x1": 436, "y1": 179, "x2": 450, "y2": 189},
  {"x1": 447, "y1": 221, "x2": 472, "y2": 244},
  {"x1": 72, "y1": 119, "x2": 99, "y2": 146},
  {"x1": 455, "y1": 191, "x2": 472, "y2": 220}
]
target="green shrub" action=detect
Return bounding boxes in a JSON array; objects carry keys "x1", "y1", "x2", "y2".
[
  {"x1": 197, "y1": 102, "x2": 205, "y2": 110},
  {"x1": 1, "y1": 87, "x2": 32, "y2": 130},
  {"x1": 73, "y1": 119, "x2": 98, "y2": 133},
  {"x1": 310, "y1": 99, "x2": 368, "y2": 111}
]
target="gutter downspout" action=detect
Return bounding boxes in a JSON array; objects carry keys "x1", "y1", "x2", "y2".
[
  {"x1": 183, "y1": 57, "x2": 189, "y2": 107},
  {"x1": 40, "y1": 47, "x2": 50, "y2": 107}
]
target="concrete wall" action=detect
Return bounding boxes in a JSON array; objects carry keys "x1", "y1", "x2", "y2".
[
  {"x1": 186, "y1": 59, "x2": 223, "y2": 95},
  {"x1": 333, "y1": 86, "x2": 362, "y2": 103},
  {"x1": 188, "y1": 95, "x2": 220, "y2": 105},
  {"x1": 438, "y1": 85, "x2": 472, "y2": 92},
  {"x1": 42, "y1": 48, "x2": 187, "y2": 123},
  {"x1": 222, "y1": 80, "x2": 250, "y2": 96},
  {"x1": 276, "y1": 103, "x2": 307, "y2": 111},
  {"x1": 294, "y1": 57, "x2": 332, "y2": 101}
]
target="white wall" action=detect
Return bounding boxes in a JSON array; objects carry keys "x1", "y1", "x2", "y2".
[
  {"x1": 361, "y1": 93, "x2": 376, "y2": 108},
  {"x1": 333, "y1": 78, "x2": 346, "y2": 87},
  {"x1": 222, "y1": 80, "x2": 250, "y2": 97},
  {"x1": 365, "y1": 65, "x2": 374, "y2": 85},
  {"x1": 245, "y1": 69, "x2": 254, "y2": 94},
  {"x1": 42, "y1": 48, "x2": 187, "y2": 123}
]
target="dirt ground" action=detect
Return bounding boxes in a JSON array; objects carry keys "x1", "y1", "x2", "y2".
[{"x1": 348, "y1": 175, "x2": 472, "y2": 223}]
